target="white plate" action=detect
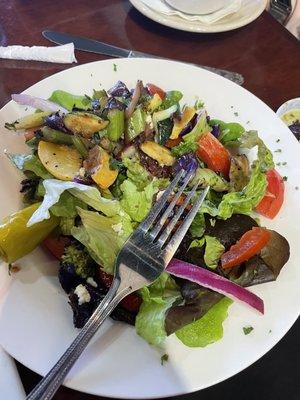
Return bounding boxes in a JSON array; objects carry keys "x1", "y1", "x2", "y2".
[
  {"x1": 129, "y1": 0, "x2": 267, "y2": 33},
  {"x1": 0, "y1": 58, "x2": 300, "y2": 399}
]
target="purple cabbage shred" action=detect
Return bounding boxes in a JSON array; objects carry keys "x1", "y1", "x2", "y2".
[
  {"x1": 107, "y1": 81, "x2": 130, "y2": 98},
  {"x1": 211, "y1": 124, "x2": 221, "y2": 138},
  {"x1": 173, "y1": 153, "x2": 198, "y2": 176}
]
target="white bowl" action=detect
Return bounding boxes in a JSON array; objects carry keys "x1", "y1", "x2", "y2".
[
  {"x1": 276, "y1": 97, "x2": 300, "y2": 120},
  {"x1": 165, "y1": 0, "x2": 229, "y2": 15}
]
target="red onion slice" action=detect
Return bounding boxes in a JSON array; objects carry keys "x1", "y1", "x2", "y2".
[
  {"x1": 167, "y1": 258, "x2": 264, "y2": 314},
  {"x1": 125, "y1": 80, "x2": 143, "y2": 119},
  {"x1": 12, "y1": 93, "x2": 68, "y2": 114}
]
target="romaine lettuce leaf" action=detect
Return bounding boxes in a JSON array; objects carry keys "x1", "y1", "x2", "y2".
[
  {"x1": 27, "y1": 179, "x2": 122, "y2": 226},
  {"x1": 175, "y1": 297, "x2": 232, "y2": 347},
  {"x1": 120, "y1": 179, "x2": 158, "y2": 223},
  {"x1": 69, "y1": 186, "x2": 121, "y2": 216},
  {"x1": 188, "y1": 235, "x2": 224, "y2": 269},
  {"x1": 50, "y1": 191, "x2": 86, "y2": 218},
  {"x1": 59, "y1": 217, "x2": 75, "y2": 235},
  {"x1": 218, "y1": 159, "x2": 267, "y2": 219},
  {"x1": 217, "y1": 131, "x2": 274, "y2": 219},
  {"x1": 72, "y1": 208, "x2": 133, "y2": 274},
  {"x1": 135, "y1": 273, "x2": 181, "y2": 346},
  {"x1": 122, "y1": 156, "x2": 151, "y2": 190},
  {"x1": 189, "y1": 212, "x2": 206, "y2": 238},
  {"x1": 49, "y1": 90, "x2": 92, "y2": 111},
  {"x1": 203, "y1": 235, "x2": 225, "y2": 269},
  {"x1": 122, "y1": 156, "x2": 169, "y2": 191}
]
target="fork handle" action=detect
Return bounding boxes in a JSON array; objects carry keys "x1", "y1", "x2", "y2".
[{"x1": 26, "y1": 279, "x2": 132, "y2": 400}]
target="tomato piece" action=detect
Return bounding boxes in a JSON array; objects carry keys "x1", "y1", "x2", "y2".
[
  {"x1": 256, "y1": 169, "x2": 284, "y2": 219},
  {"x1": 221, "y1": 227, "x2": 271, "y2": 269},
  {"x1": 43, "y1": 235, "x2": 71, "y2": 259},
  {"x1": 146, "y1": 83, "x2": 166, "y2": 100},
  {"x1": 120, "y1": 293, "x2": 142, "y2": 313},
  {"x1": 197, "y1": 132, "x2": 230, "y2": 177},
  {"x1": 165, "y1": 137, "x2": 181, "y2": 148},
  {"x1": 24, "y1": 128, "x2": 37, "y2": 141}
]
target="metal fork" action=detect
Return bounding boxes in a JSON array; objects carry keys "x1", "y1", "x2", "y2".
[{"x1": 27, "y1": 170, "x2": 209, "y2": 400}]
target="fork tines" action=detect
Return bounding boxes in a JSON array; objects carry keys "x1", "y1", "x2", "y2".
[{"x1": 139, "y1": 170, "x2": 209, "y2": 261}]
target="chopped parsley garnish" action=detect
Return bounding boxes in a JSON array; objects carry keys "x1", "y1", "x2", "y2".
[
  {"x1": 113, "y1": 63, "x2": 117, "y2": 72},
  {"x1": 161, "y1": 353, "x2": 169, "y2": 365},
  {"x1": 282, "y1": 161, "x2": 287, "y2": 166},
  {"x1": 283, "y1": 176, "x2": 288, "y2": 181},
  {"x1": 275, "y1": 148, "x2": 282, "y2": 153},
  {"x1": 276, "y1": 162, "x2": 281, "y2": 166},
  {"x1": 234, "y1": 111, "x2": 239, "y2": 117},
  {"x1": 276, "y1": 138, "x2": 280, "y2": 143},
  {"x1": 243, "y1": 326, "x2": 254, "y2": 335},
  {"x1": 295, "y1": 186, "x2": 299, "y2": 190}
]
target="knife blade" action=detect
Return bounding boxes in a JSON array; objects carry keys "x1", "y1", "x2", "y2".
[{"x1": 42, "y1": 30, "x2": 244, "y2": 85}]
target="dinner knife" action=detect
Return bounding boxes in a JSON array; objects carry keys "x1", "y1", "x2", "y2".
[{"x1": 42, "y1": 30, "x2": 244, "y2": 85}]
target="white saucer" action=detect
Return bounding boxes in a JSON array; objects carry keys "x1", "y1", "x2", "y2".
[{"x1": 129, "y1": 0, "x2": 267, "y2": 33}]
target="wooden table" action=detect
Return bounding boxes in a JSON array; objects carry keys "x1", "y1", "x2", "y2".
[{"x1": 1, "y1": 1, "x2": 300, "y2": 399}]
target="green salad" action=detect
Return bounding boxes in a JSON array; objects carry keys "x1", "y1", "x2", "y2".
[{"x1": 2, "y1": 80, "x2": 290, "y2": 348}]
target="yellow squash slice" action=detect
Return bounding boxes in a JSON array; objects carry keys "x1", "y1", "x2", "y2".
[
  {"x1": 140, "y1": 141, "x2": 174, "y2": 166},
  {"x1": 38, "y1": 140, "x2": 82, "y2": 181},
  {"x1": 170, "y1": 106, "x2": 196, "y2": 140},
  {"x1": 88, "y1": 146, "x2": 118, "y2": 189}
]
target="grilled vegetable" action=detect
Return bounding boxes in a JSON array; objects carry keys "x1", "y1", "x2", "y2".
[
  {"x1": 147, "y1": 93, "x2": 163, "y2": 113},
  {"x1": 221, "y1": 227, "x2": 271, "y2": 269},
  {"x1": 170, "y1": 106, "x2": 196, "y2": 140},
  {"x1": 5, "y1": 111, "x2": 51, "y2": 131},
  {"x1": 72, "y1": 134, "x2": 89, "y2": 158},
  {"x1": 38, "y1": 141, "x2": 82, "y2": 181},
  {"x1": 126, "y1": 107, "x2": 146, "y2": 141},
  {"x1": 64, "y1": 112, "x2": 109, "y2": 138},
  {"x1": 229, "y1": 154, "x2": 250, "y2": 192},
  {"x1": 140, "y1": 141, "x2": 175, "y2": 166},
  {"x1": 85, "y1": 146, "x2": 118, "y2": 189},
  {"x1": 107, "y1": 109, "x2": 125, "y2": 141},
  {"x1": 39, "y1": 126, "x2": 74, "y2": 145}
]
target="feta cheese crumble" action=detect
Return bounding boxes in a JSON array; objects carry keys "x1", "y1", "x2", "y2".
[
  {"x1": 74, "y1": 284, "x2": 91, "y2": 305},
  {"x1": 86, "y1": 277, "x2": 97, "y2": 288}
]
